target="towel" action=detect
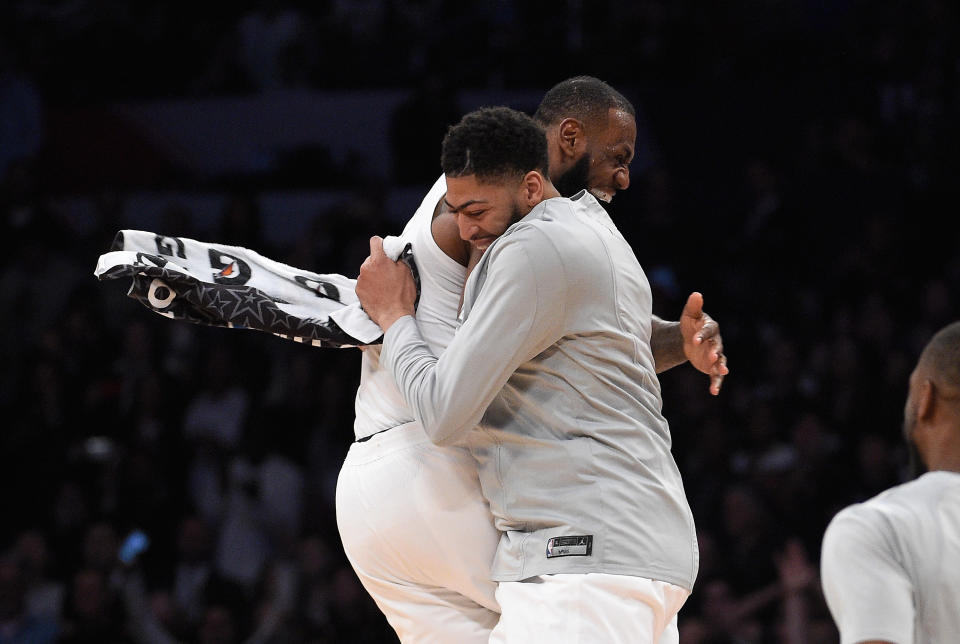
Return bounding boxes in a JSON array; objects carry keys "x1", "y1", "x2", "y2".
[{"x1": 94, "y1": 230, "x2": 419, "y2": 348}]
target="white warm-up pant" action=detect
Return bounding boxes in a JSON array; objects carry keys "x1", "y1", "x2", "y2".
[
  {"x1": 489, "y1": 573, "x2": 690, "y2": 644},
  {"x1": 335, "y1": 421, "x2": 500, "y2": 643}
]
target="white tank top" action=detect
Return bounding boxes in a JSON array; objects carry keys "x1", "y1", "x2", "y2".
[{"x1": 353, "y1": 176, "x2": 465, "y2": 440}]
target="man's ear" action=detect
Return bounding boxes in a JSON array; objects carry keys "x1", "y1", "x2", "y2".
[
  {"x1": 918, "y1": 378, "x2": 935, "y2": 421},
  {"x1": 521, "y1": 171, "x2": 545, "y2": 206},
  {"x1": 557, "y1": 118, "x2": 586, "y2": 160}
]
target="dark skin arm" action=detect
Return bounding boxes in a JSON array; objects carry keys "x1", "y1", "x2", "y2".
[
  {"x1": 430, "y1": 196, "x2": 471, "y2": 266},
  {"x1": 428, "y1": 194, "x2": 483, "y2": 312},
  {"x1": 651, "y1": 292, "x2": 728, "y2": 395}
]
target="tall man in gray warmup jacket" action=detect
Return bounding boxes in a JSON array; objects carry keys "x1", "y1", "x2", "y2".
[{"x1": 357, "y1": 106, "x2": 698, "y2": 643}]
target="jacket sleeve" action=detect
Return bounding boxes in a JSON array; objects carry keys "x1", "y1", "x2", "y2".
[{"x1": 381, "y1": 227, "x2": 566, "y2": 445}]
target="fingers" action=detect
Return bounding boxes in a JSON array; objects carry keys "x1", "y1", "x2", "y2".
[
  {"x1": 692, "y1": 321, "x2": 722, "y2": 361},
  {"x1": 368, "y1": 235, "x2": 385, "y2": 257},
  {"x1": 709, "y1": 353, "x2": 728, "y2": 396},
  {"x1": 710, "y1": 374, "x2": 723, "y2": 395},
  {"x1": 680, "y1": 291, "x2": 727, "y2": 394},
  {"x1": 697, "y1": 317, "x2": 718, "y2": 337},
  {"x1": 682, "y1": 291, "x2": 704, "y2": 322},
  {"x1": 710, "y1": 375, "x2": 723, "y2": 396},
  {"x1": 695, "y1": 318, "x2": 720, "y2": 345}
]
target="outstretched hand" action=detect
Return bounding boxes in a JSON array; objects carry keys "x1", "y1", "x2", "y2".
[
  {"x1": 680, "y1": 292, "x2": 728, "y2": 395},
  {"x1": 355, "y1": 236, "x2": 417, "y2": 331}
]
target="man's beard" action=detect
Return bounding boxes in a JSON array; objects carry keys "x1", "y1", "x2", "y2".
[
  {"x1": 509, "y1": 203, "x2": 527, "y2": 227},
  {"x1": 553, "y1": 154, "x2": 591, "y2": 198},
  {"x1": 478, "y1": 203, "x2": 528, "y2": 253}
]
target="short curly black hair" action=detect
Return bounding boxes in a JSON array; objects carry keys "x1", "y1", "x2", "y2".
[
  {"x1": 440, "y1": 106, "x2": 549, "y2": 182},
  {"x1": 533, "y1": 75, "x2": 636, "y2": 127}
]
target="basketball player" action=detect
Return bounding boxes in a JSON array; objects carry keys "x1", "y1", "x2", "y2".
[
  {"x1": 356, "y1": 106, "x2": 699, "y2": 643},
  {"x1": 820, "y1": 320, "x2": 960, "y2": 644},
  {"x1": 338, "y1": 78, "x2": 725, "y2": 643}
]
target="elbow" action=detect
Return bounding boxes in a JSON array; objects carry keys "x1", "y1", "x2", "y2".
[
  {"x1": 429, "y1": 431, "x2": 459, "y2": 447},
  {"x1": 420, "y1": 416, "x2": 469, "y2": 447}
]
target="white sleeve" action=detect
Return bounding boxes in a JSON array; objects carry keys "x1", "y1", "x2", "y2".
[
  {"x1": 820, "y1": 506, "x2": 915, "y2": 644},
  {"x1": 381, "y1": 229, "x2": 565, "y2": 445}
]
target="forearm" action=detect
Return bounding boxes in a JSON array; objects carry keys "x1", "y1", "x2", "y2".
[
  {"x1": 383, "y1": 234, "x2": 558, "y2": 446},
  {"x1": 650, "y1": 315, "x2": 687, "y2": 373},
  {"x1": 382, "y1": 315, "x2": 490, "y2": 445}
]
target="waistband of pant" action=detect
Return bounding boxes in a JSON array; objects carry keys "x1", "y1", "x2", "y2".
[
  {"x1": 355, "y1": 427, "x2": 388, "y2": 443},
  {"x1": 345, "y1": 422, "x2": 438, "y2": 463},
  {"x1": 354, "y1": 420, "x2": 421, "y2": 444}
]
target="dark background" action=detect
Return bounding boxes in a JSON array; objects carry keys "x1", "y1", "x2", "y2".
[{"x1": 1, "y1": 1, "x2": 958, "y2": 642}]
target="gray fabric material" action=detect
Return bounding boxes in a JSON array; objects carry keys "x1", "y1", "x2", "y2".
[{"x1": 383, "y1": 191, "x2": 698, "y2": 589}]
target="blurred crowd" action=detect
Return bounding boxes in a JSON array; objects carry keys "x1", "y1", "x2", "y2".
[{"x1": 2, "y1": 0, "x2": 959, "y2": 643}]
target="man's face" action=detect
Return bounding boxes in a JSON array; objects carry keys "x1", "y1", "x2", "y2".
[
  {"x1": 555, "y1": 108, "x2": 637, "y2": 203},
  {"x1": 444, "y1": 174, "x2": 528, "y2": 251}
]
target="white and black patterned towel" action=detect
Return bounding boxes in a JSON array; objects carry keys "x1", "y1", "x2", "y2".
[{"x1": 94, "y1": 230, "x2": 418, "y2": 348}]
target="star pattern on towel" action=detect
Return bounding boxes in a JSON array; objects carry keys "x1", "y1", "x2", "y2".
[{"x1": 95, "y1": 233, "x2": 395, "y2": 348}]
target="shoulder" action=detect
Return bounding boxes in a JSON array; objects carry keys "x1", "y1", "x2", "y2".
[
  {"x1": 825, "y1": 485, "x2": 911, "y2": 556},
  {"x1": 864, "y1": 473, "x2": 958, "y2": 517},
  {"x1": 502, "y1": 198, "x2": 583, "y2": 247},
  {"x1": 484, "y1": 196, "x2": 606, "y2": 268},
  {"x1": 823, "y1": 502, "x2": 884, "y2": 543},
  {"x1": 825, "y1": 479, "x2": 919, "y2": 535},
  {"x1": 822, "y1": 482, "x2": 919, "y2": 562},
  {"x1": 430, "y1": 209, "x2": 470, "y2": 266},
  {"x1": 485, "y1": 220, "x2": 564, "y2": 280}
]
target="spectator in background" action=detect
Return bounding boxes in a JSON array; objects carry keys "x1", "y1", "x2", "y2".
[
  {"x1": 0, "y1": 39, "x2": 44, "y2": 183},
  {"x1": 60, "y1": 567, "x2": 131, "y2": 644},
  {"x1": 216, "y1": 190, "x2": 266, "y2": 252},
  {"x1": 11, "y1": 530, "x2": 64, "y2": 625},
  {"x1": 171, "y1": 514, "x2": 216, "y2": 632},
  {"x1": 389, "y1": 73, "x2": 461, "y2": 185},
  {"x1": 212, "y1": 414, "x2": 304, "y2": 594},
  {"x1": 223, "y1": 0, "x2": 317, "y2": 93},
  {"x1": 289, "y1": 533, "x2": 335, "y2": 639},
  {"x1": 0, "y1": 557, "x2": 59, "y2": 644},
  {"x1": 680, "y1": 538, "x2": 821, "y2": 644},
  {"x1": 80, "y1": 522, "x2": 120, "y2": 579},
  {"x1": 119, "y1": 527, "x2": 300, "y2": 644},
  {"x1": 181, "y1": 340, "x2": 250, "y2": 527},
  {"x1": 716, "y1": 485, "x2": 782, "y2": 594},
  {"x1": 115, "y1": 370, "x2": 186, "y2": 534},
  {"x1": 195, "y1": 603, "x2": 241, "y2": 644}
]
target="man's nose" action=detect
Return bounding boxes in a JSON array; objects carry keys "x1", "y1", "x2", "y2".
[
  {"x1": 615, "y1": 167, "x2": 630, "y2": 191},
  {"x1": 457, "y1": 215, "x2": 477, "y2": 241}
]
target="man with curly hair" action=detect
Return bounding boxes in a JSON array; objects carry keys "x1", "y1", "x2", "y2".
[{"x1": 356, "y1": 105, "x2": 700, "y2": 643}]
